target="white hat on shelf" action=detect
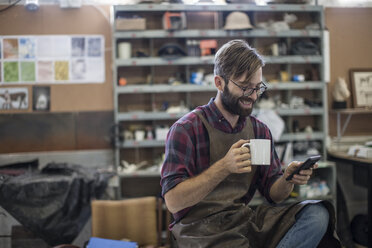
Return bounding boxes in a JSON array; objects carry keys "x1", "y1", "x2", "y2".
[{"x1": 224, "y1": 11, "x2": 254, "y2": 30}]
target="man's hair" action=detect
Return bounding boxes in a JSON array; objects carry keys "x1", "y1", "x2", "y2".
[{"x1": 214, "y1": 40, "x2": 265, "y2": 84}]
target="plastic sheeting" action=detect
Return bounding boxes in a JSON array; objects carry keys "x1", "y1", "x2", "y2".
[{"x1": 0, "y1": 162, "x2": 114, "y2": 246}]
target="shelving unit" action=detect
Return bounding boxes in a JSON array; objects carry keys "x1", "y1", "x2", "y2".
[{"x1": 111, "y1": 3, "x2": 335, "y2": 209}]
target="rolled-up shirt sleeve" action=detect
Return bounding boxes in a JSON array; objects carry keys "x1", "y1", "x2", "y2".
[{"x1": 160, "y1": 121, "x2": 196, "y2": 197}]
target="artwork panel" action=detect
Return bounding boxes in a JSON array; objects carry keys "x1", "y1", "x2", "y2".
[
  {"x1": 3, "y1": 38, "x2": 19, "y2": 59},
  {"x1": 0, "y1": 87, "x2": 28, "y2": 110},
  {"x1": 20, "y1": 61, "x2": 36, "y2": 82},
  {"x1": 3, "y1": 62, "x2": 19, "y2": 82}
]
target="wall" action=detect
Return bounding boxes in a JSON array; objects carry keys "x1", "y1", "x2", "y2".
[
  {"x1": 325, "y1": 9, "x2": 371, "y2": 243},
  {"x1": 325, "y1": 7, "x2": 372, "y2": 136},
  {"x1": 0, "y1": 5, "x2": 114, "y2": 153}
]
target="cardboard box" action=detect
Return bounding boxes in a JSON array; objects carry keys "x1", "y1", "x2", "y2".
[{"x1": 116, "y1": 18, "x2": 146, "y2": 31}]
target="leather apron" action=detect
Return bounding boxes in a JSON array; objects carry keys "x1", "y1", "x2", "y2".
[{"x1": 172, "y1": 111, "x2": 341, "y2": 248}]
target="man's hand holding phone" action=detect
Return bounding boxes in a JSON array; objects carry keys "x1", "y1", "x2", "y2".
[{"x1": 285, "y1": 155, "x2": 321, "y2": 184}]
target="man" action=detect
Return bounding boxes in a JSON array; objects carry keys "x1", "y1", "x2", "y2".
[{"x1": 160, "y1": 40, "x2": 340, "y2": 248}]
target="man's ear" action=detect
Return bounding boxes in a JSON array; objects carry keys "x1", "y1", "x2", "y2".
[{"x1": 214, "y1": 76, "x2": 224, "y2": 91}]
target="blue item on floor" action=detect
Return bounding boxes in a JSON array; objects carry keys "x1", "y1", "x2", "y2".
[{"x1": 87, "y1": 237, "x2": 138, "y2": 248}]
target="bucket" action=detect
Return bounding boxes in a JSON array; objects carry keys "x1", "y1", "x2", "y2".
[{"x1": 118, "y1": 42, "x2": 131, "y2": 59}]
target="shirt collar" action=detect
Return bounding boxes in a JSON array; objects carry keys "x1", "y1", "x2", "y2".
[{"x1": 202, "y1": 97, "x2": 247, "y2": 133}]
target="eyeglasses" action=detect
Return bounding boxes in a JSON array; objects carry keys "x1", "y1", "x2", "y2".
[{"x1": 229, "y1": 79, "x2": 267, "y2": 97}]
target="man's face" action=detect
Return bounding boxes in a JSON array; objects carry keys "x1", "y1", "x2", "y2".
[{"x1": 220, "y1": 68, "x2": 262, "y2": 117}]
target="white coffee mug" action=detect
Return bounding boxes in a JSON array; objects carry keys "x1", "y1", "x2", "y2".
[{"x1": 242, "y1": 139, "x2": 271, "y2": 165}]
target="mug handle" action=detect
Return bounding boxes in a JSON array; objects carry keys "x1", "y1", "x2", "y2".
[{"x1": 241, "y1": 142, "x2": 251, "y2": 148}]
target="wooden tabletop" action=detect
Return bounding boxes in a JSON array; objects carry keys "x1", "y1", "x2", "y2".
[{"x1": 328, "y1": 149, "x2": 372, "y2": 164}]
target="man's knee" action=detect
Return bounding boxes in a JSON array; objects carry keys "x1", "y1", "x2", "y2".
[{"x1": 298, "y1": 203, "x2": 329, "y2": 233}]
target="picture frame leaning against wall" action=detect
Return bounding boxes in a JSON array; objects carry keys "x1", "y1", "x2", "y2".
[{"x1": 349, "y1": 68, "x2": 372, "y2": 108}]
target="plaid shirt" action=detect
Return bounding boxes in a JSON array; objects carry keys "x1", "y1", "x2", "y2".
[{"x1": 160, "y1": 98, "x2": 283, "y2": 225}]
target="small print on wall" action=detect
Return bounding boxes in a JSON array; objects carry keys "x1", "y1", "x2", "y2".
[
  {"x1": 71, "y1": 58, "x2": 86, "y2": 80},
  {"x1": 32, "y1": 86, "x2": 50, "y2": 111},
  {"x1": 350, "y1": 68, "x2": 372, "y2": 108},
  {"x1": 55, "y1": 61, "x2": 69, "y2": 81},
  {"x1": 3, "y1": 38, "x2": 18, "y2": 59},
  {"x1": 0, "y1": 87, "x2": 28, "y2": 110},
  {"x1": 3, "y1": 61, "x2": 19, "y2": 82},
  {"x1": 88, "y1": 37, "x2": 102, "y2": 57},
  {"x1": 19, "y1": 37, "x2": 36, "y2": 59},
  {"x1": 71, "y1": 37, "x2": 85, "y2": 57},
  {"x1": 20, "y1": 61, "x2": 36, "y2": 82},
  {"x1": 37, "y1": 61, "x2": 53, "y2": 82}
]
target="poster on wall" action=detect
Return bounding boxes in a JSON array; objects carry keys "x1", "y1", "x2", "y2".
[
  {"x1": 0, "y1": 87, "x2": 28, "y2": 110},
  {"x1": 0, "y1": 35, "x2": 105, "y2": 84}
]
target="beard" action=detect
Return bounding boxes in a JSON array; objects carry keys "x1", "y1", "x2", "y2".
[{"x1": 220, "y1": 85, "x2": 254, "y2": 117}]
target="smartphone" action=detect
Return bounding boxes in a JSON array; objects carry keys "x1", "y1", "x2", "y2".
[{"x1": 285, "y1": 155, "x2": 321, "y2": 181}]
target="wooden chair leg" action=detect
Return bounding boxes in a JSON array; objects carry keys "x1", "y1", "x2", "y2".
[
  {"x1": 166, "y1": 208, "x2": 173, "y2": 247},
  {"x1": 157, "y1": 197, "x2": 163, "y2": 247}
]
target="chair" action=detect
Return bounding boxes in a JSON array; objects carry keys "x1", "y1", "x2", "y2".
[{"x1": 91, "y1": 196, "x2": 165, "y2": 247}]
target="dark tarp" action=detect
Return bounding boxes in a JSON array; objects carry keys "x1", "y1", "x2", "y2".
[{"x1": 0, "y1": 162, "x2": 114, "y2": 246}]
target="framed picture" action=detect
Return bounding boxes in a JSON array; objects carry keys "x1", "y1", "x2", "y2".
[
  {"x1": 0, "y1": 87, "x2": 28, "y2": 110},
  {"x1": 32, "y1": 86, "x2": 50, "y2": 111},
  {"x1": 349, "y1": 68, "x2": 372, "y2": 108}
]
